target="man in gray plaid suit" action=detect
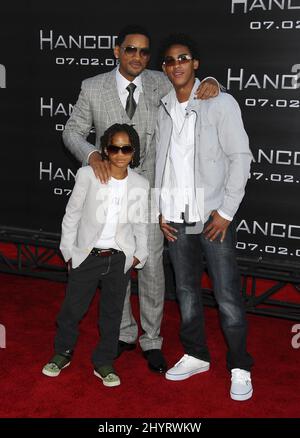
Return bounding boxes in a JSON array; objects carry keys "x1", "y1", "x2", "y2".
[{"x1": 62, "y1": 25, "x2": 219, "y2": 373}]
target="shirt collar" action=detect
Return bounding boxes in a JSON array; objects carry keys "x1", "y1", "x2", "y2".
[
  {"x1": 163, "y1": 78, "x2": 201, "y2": 111},
  {"x1": 116, "y1": 67, "x2": 143, "y2": 94}
]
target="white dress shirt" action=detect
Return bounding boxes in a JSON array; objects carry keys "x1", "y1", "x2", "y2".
[
  {"x1": 161, "y1": 98, "x2": 200, "y2": 223},
  {"x1": 115, "y1": 67, "x2": 143, "y2": 108}
]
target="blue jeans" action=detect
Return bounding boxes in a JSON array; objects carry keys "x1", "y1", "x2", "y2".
[
  {"x1": 168, "y1": 219, "x2": 253, "y2": 371},
  {"x1": 168, "y1": 222, "x2": 210, "y2": 362}
]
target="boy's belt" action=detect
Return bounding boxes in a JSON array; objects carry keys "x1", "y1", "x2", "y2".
[{"x1": 90, "y1": 248, "x2": 122, "y2": 257}]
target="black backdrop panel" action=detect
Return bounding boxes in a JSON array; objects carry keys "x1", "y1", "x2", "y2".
[{"x1": 1, "y1": 1, "x2": 300, "y2": 266}]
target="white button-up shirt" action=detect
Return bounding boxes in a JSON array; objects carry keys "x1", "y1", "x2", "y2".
[
  {"x1": 161, "y1": 97, "x2": 201, "y2": 223},
  {"x1": 115, "y1": 67, "x2": 142, "y2": 108}
]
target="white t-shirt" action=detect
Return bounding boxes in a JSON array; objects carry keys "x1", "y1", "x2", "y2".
[{"x1": 95, "y1": 176, "x2": 128, "y2": 250}]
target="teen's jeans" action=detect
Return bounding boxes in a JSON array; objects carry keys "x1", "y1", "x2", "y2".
[{"x1": 168, "y1": 219, "x2": 253, "y2": 371}]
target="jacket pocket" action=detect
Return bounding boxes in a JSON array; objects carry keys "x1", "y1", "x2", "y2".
[{"x1": 197, "y1": 125, "x2": 221, "y2": 161}]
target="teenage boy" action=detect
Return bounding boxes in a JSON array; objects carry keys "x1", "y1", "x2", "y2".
[{"x1": 155, "y1": 34, "x2": 254, "y2": 401}]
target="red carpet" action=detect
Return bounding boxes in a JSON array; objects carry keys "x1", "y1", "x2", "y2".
[{"x1": 0, "y1": 272, "x2": 299, "y2": 418}]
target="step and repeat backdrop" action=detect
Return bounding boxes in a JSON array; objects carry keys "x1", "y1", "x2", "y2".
[{"x1": 1, "y1": 0, "x2": 300, "y2": 269}]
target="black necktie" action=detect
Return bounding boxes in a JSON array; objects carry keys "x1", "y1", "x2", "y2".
[{"x1": 125, "y1": 83, "x2": 137, "y2": 119}]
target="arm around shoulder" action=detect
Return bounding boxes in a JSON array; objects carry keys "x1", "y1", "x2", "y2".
[
  {"x1": 132, "y1": 178, "x2": 150, "y2": 269},
  {"x1": 62, "y1": 80, "x2": 98, "y2": 165},
  {"x1": 215, "y1": 94, "x2": 251, "y2": 156},
  {"x1": 215, "y1": 94, "x2": 253, "y2": 218}
]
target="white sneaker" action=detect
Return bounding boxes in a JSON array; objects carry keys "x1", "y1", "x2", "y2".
[
  {"x1": 230, "y1": 368, "x2": 253, "y2": 401},
  {"x1": 165, "y1": 354, "x2": 210, "y2": 381}
]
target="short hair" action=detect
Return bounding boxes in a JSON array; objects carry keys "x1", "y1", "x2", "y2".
[
  {"x1": 116, "y1": 25, "x2": 151, "y2": 47},
  {"x1": 158, "y1": 33, "x2": 201, "y2": 67},
  {"x1": 100, "y1": 123, "x2": 140, "y2": 168}
]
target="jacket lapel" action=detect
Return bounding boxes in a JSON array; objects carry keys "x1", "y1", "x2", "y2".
[
  {"x1": 141, "y1": 70, "x2": 158, "y2": 156},
  {"x1": 101, "y1": 68, "x2": 125, "y2": 122}
]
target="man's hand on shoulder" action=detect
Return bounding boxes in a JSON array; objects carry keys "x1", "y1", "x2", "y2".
[
  {"x1": 195, "y1": 77, "x2": 219, "y2": 100},
  {"x1": 88, "y1": 151, "x2": 111, "y2": 184}
]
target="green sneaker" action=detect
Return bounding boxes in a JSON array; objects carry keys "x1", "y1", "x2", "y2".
[
  {"x1": 42, "y1": 353, "x2": 71, "y2": 377},
  {"x1": 94, "y1": 365, "x2": 121, "y2": 387}
]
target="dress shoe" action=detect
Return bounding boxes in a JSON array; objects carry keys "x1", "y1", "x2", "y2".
[
  {"x1": 143, "y1": 349, "x2": 167, "y2": 373},
  {"x1": 116, "y1": 340, "x2": 136, "y2": 358}
]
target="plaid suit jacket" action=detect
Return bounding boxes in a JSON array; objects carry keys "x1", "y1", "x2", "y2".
[{"x1": 63, "y1": 67, "x2": 171, "y2": 185}]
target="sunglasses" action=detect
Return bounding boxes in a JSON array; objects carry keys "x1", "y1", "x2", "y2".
[
  {"x1": 106, "y1": 144, "x2": 135, "y2": 155},
  {"x1": 120, "y1": 45, "x2": 151, "y2": 58},
  {"x1": 163, "y1": 54, "x2": 193, "y2": 67}
]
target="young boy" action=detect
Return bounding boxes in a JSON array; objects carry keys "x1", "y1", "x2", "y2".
[{"x1": 42, "y1": 123, "x2": 149, "y2": 387}]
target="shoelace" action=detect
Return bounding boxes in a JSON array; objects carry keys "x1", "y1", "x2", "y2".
[
  {"x1": 174, "y1": 354, "x2": 190, "y2": 368},
  {"x1": 105, "y1": 373, "x2": 118, "y2": 381},
  {"x1": 231, "y1": 369, "x2": 251, "y2": 384},
  {"x1": 48, "y1": 363, "x2": 60, "y2": 371}
]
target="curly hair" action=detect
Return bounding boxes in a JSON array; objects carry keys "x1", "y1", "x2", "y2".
[
  {"x1": 100, "y1": 123, "x2": 140, "y2": 168},
  {"x1": 157, "y1": 33, "x2": 201, "y2": 69}
]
